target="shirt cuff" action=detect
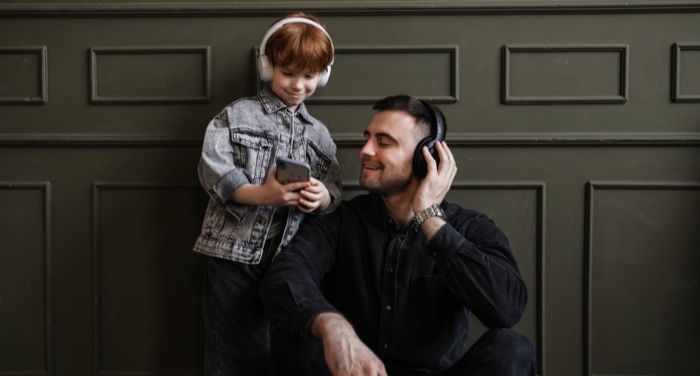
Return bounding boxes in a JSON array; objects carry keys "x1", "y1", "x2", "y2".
[
  {"x1": 214, "y1": 169, "x2": 251, "y2": 220},
  {"x1": 427, "y1": 223, "x2": 466, "y2": 259}
]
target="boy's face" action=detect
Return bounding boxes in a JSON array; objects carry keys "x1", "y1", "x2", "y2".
[{"x1": 271, "y1": 65, "x2": 321, "y2": 111}]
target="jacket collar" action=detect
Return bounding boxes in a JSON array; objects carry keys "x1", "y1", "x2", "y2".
[{"x1": 258, "y1": 86, "x2": 315, "y2": 125}]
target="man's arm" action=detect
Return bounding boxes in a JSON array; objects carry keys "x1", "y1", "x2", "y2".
[
  {"x1": 414, "y1": 142, "x2": 527, "y2": 328},
  {"x1": 311, "y1": 313, "x2": 386, "y2": 376},
  {"x1": 260, "y1": 211, "x2": 387, "y2": 375},
  {"x1": 259, "y1": 213, "x2": 338, "y2": 336}
]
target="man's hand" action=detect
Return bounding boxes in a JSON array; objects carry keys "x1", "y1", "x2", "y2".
[
  {"x1": 297, "y1": 177, "x2": 332, "y2": 213},
  {"x1": 413, "y1": 141, "x2": 457, "y2": 213},
  {"x1": 311, "y1": 313, "x2": 387, "y2": 376},
  {"x1": 412, "y1": 141, "x2": 457, "y2": 240}
]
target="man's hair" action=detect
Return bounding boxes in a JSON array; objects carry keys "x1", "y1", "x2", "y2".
[
  {"x1": 265, "y1": 12, "x2": 333, "y2": 74},
  {"x1": 372, "y1": 95, "x2": 434, "y2": 141}
]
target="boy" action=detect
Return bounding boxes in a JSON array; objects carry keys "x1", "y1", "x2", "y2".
[{"x1": 193, "y1": 12, "x2": 341, "y2": 376}]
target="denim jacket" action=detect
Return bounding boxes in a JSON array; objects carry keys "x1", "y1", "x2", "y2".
[{"x1": 193, "y1": 87, "x2": 342, "y2": 264}]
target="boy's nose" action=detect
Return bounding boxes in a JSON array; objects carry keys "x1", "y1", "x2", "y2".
[{"x1": 291, "y1": 77, "x2": 304, "y2": 89}]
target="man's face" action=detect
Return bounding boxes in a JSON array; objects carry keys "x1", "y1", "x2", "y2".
[
  {"x1": 359, "y1": 110, "x2": 420, "y2": 196},
  {"x1": 271, "y1": 65, "x2": 320, "y2": 111}
]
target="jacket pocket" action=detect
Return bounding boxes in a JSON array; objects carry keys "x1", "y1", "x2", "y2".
[
  {"x1": 230, "y1": 128, "x2": 273, "y2": 185},
  {"x1": 305, "y1": 139, "x2": 332, "y2": 179}
]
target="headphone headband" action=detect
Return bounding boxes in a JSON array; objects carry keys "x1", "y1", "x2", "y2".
[
  {"x1": 256, "y1": 17, "x2": 334, "y2": 86},
  {"x1": 258, "y1": 17, "x2": 335, "y2": 65}
]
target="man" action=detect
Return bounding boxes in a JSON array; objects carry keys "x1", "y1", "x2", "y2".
[{"x1": 260, "y1": 95, "x2": 536, "y2": 375}]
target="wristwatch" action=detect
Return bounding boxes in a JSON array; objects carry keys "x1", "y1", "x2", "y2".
[{"x1": 414, "y1": 203, "x2": 445, "y2": 226}]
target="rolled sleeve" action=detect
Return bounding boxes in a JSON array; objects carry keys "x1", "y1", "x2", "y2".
[{"x1": 197, "y1": 111, "x2": 253, "y2": 221}]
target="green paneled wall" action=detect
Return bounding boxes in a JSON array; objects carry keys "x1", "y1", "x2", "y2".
[{"x1": 1, "y1": 2, "x2": 699, "y2": 375}]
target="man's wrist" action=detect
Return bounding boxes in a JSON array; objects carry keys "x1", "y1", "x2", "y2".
[{"x1": 414, "y1": 203, "x2": 445, "y2": 226}]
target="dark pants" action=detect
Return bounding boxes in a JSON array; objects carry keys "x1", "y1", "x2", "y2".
[
  {"x1": 201, "y1": 237, "x2": 279, "y2": 376},
  {"x1": 270, "y1": 327, "x2": 536, "y2": 376}
]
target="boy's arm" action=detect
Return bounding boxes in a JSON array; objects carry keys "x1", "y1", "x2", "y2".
[{"x1": 198, "y1": 111, "x2": 252, "y2": 219}]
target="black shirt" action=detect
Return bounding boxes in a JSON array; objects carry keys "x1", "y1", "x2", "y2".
[{"x1": 261, "y1": 193, "x2": 527, "y2": 371}]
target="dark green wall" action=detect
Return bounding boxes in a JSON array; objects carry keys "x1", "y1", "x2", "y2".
[{"x1": 1, "y1": 1, "x2": 699, "y2": 375}]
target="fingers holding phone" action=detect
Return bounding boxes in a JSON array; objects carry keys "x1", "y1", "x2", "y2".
[{"x1": 298, "y1": 178, "x2": 331, "y2": 213}]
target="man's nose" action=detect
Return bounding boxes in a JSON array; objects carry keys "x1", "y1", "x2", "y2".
[{"x1": 360, "y1": 140, "x2": 374, "y2": 157}]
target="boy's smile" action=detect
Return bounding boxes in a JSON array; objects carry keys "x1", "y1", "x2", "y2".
[{"x1": 271, "y1": 65, "x2": 321, "y2": 112}]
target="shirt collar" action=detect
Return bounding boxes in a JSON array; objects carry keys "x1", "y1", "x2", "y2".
[
  {"x1": 258, "y1": 86, "x2": 315, "y2": 125},
  {"x1": 367, "y1": 193, "x2": 421, "y2": 234}
]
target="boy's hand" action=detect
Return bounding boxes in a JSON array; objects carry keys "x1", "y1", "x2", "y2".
[
  {"x1": 234, "y1": 169, "x2": 309, "y2": 206},
  {"x1": 297, "y1": 177, "x2": 331, "y2": 213}
]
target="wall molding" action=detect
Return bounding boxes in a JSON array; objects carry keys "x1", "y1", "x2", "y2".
[
  {"x1": 672, "y1": 42, "x2": 700, "y2": 103},
  {"x1": 306, "y1": 45, "x2": 459, "y2": 104},
  {"x1": 0, "y1": 182, "x2": 53, "y2": 376},
  {"x1": 90, "y1": 182, "x2": 199, "y2": 376},
  {"x1": 89, "y1": 46, "x2": 212, "y2": 104},
  {"x1": 584, "y1": 181, "x2": 700, "y2": 376},
  {"x1": 0, "y1": 46, "x2": 47, "y2": 104},
  {"x1": 502, "y1": 44, "x2": 628, "y2": 105},
  {"x1": 2, "y1": 132, "x2": 700, "y2": 147},
  {"x1": 2, "y1": 1, "x2": 700, "y2": 16}
]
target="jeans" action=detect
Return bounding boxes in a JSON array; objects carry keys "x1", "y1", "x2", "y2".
[
  {"x1": 270, "y1": 327, "x2": 536, "y2": 376},
  {"x1": 201, "y1": 235, "x2": 278, "y2": 376}
]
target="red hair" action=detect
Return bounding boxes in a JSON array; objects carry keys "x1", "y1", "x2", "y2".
[{"x1": 264, "y1": 12, "x2": 333, "y2": 74}]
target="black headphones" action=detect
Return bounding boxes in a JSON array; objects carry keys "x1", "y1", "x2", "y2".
[{"x1": 412, "y1": 100, "x2": 447, "y2": 179}]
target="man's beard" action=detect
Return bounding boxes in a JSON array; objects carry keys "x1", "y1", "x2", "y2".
[{"x1": 360, "y1": 173, "x2": 412, "y2": 197}]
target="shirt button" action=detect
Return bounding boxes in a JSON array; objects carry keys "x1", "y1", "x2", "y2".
[
  {"x1": 383, "y1": 343, "x2": 388, "y2": 349},
  {"x1": 386, "y1": 305, "x2": 392, "y2": 311}
]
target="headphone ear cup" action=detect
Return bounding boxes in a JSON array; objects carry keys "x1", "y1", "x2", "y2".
[
  {"x1": 257, "y1": 55, "x2": 273, "y2": 82},
  {"x1": 412, "y1": 137, "x2": 432, "y2": 180},
  {"x1": 317, "y1": 65, "x2": 332, "y2": 87},
  {"x1": 413, "y1": 138, "x2": 442, "y2": 180}
]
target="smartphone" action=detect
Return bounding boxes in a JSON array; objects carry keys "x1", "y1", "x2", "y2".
[{"x1": 275, "y1": 157, "x2": 310, "y2": 184}]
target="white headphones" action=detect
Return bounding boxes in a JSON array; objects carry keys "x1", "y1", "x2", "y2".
[{"x1": 256, "y1": 17, "x2": 334, "y2": 87}]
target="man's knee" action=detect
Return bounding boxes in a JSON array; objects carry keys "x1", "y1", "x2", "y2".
[
  {"x1": 485, "y1": 328, "x2": 534, "y2": 357},
  {"x1": 468, "y1": 328, "x2": 536, "y2": 376}
]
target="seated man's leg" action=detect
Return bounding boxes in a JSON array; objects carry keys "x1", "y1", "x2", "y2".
[
  {"x1": 270, "y1": 326, "x2": 331, "y2": 376},
  {"x1": 438, "y1": 328, "x2": 536, "y2": 376}
]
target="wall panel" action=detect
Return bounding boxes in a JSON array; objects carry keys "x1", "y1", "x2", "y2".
[
  {"x1": 92, "y1": 183, "x2": 203, "y2": 376},
  {"x1": 1, "y1": 2, "x2": 699, "y2": 376},
  {"x1": 0, "y1": 182, "x2": 52, "y2": 376},
  {"x1": 0, "y1": 46, "x2": 47, "y2": 104},
  {"x1": 585, "y1": 182, "x2": 700, "y2": 376}
]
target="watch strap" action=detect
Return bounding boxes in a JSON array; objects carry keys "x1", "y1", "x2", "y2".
[{"x1": 414, "y1": 203, "x2": 445, "y2": 226}]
